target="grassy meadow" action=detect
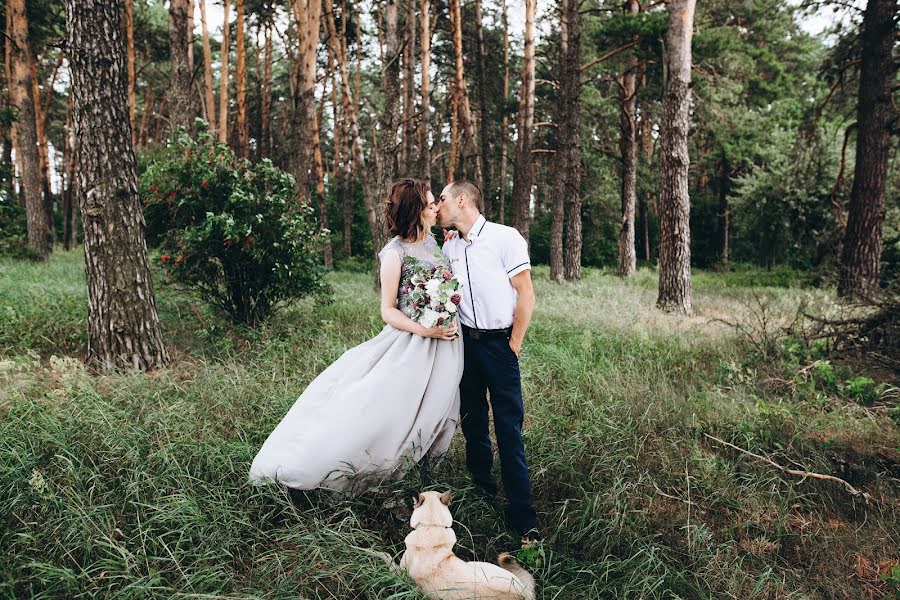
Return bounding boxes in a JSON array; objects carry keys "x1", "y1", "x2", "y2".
[{"x1": 1, "y1": 250, "x2": 898, "y2": 599}]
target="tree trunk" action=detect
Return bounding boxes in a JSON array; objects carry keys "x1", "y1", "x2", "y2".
[
  {"x1": 314, "y1": 45, "x2": 332, "y2": 269},
  {"x1": 617, "y1": 0, "x2": 640, "y2": 278},
  {"x1": 218, "y1": 0, "x2": 231, "y2": 142},
  {"x1": 234, "y1": 0, "x2": 248, "y2": 157},
  {"x1": 167, "y1": 0, "x2": 195, "y2": 134},
  {"x1": 498, "y1": 0, "x2": 509, "y2": 224},
  {"x1": 419, "y1": 0, "x2": 432, "y2": 183},
  {"x1": 138, "y1": 87, "x2": 155, "y2": 147},
  {"x1": 30, "y1": 55, "x2": 55, "y2": 246},
  {"x1": 656, "y1": 0, "x2": 695, "y2": 314},
  {"x1": 66, "y1": 0, "x2": 168, "y2": 371},
  {"x1": 549, "y1": 0, "x2": 569, "y2": 281},
  {"x1": 63, "y1": 97, "x2": 77, "y2": 250},
  {"x1": 290, "y1": 0, "x2": 322, "y2": 201},
  {"x1": 639, "y1": 87, "x2": 653, "y2": 263},
  {"x1": 401, "y1": 0, "x2": 416, "y2": 175},
  {"x1": 560, "y1": 0, "x2": 582, "y2": 281},
  {"x1": 376, "y1": 0, "x2": 401, "y2": 281},
  {"x1": 511, "y1": 0, "x2": 536, "y2": 242},
  {"x1": 837, "y1": 0, "x2": 896, "y2": 301},
  {"x1": 324, "y1": 0, "x2": 380, "y2": 270},
  {"x1": 125, "y1": 0, "x2": 136, "y2": 145},
  {"x1": 260, "y1": 17, "x2": 272, "y2": 156},
  {"x1": 475, "y1": 0, "x2": 491, "y2": 215},
  {"x1": 448, "y1": 0, "x2": 482, "y2": 188},
  {"x1": 199, "y1": 0, "x2": 216, "y2": 130},
  {"x1": 7, "y1": 0, "x2": 48, "y2": 259}
]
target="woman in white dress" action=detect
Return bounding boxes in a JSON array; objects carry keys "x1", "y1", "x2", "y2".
[{"x1": 250, "y1": 178, "x2": 463, "y2": 493}]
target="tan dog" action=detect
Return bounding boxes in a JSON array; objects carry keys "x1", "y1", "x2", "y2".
[{"x1": 398, "y1": 490, "x2": 536, "y2": 600}]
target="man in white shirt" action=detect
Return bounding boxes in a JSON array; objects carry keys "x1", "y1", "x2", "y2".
[{"x1": 438, "y1": 179, "x2": 538, "y2": 539}]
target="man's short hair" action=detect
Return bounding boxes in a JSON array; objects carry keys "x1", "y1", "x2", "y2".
[{"x1": 447, "y1": 179, "x2": 484, "y2": 212}]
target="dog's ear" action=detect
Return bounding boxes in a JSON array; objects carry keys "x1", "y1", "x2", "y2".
[
  {"x1": 440, "y1": 489, "x2": 452, "y2": 506},
  {"x1": 413, "y1": 493, "x2": 424, "y2": 508}
]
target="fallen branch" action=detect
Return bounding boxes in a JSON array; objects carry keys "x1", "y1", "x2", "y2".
[{"x1": 704, "y1": 434, "x2": 873, "y2": 504}]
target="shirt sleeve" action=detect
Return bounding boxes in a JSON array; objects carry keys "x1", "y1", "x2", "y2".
[{"x1": 502, "y1": 230, "x2": 531, "y2": 278}]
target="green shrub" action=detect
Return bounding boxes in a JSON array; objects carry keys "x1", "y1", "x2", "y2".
[
  {"x1": 140, "y1": 126, "x2": 329, "y2": 325},
  {"x1": 843, "y1": 376, "x2": 881, "y2": 405}
]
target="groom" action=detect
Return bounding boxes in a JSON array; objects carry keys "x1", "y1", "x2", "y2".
[{"x1": 438, "y1": 179, "x2": 539, "y2": 539}]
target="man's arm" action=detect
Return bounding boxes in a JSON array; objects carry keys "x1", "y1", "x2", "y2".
[{"x1": 509, "y1": 269, "x2": 535, "y2": 357}]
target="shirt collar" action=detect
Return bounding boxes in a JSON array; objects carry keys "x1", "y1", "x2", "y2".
[{"x1": 463, "y1": 215, "x2": 487, "y2": 244}]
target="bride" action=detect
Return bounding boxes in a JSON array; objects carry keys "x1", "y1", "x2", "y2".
[{"x1": 250, "y1": 178, "x2": 463, "y2": 493}]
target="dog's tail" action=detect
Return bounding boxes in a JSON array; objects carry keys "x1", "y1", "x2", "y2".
[{"x1": 498, "y1": 552, "x2": 536, "y2": 600}]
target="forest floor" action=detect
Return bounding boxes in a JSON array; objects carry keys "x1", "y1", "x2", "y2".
[{"x1": 1, "y1": 250, "x2": 898, "y2": 599}]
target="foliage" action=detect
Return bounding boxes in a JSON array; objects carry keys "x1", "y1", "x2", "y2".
[{"x1": 140, "y1": 125, "x2": 329, "y2": 325}]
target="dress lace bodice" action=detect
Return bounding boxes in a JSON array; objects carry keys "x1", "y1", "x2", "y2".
[{"x1": 379, "y1": 235, "x2": 440, "y2": 318}]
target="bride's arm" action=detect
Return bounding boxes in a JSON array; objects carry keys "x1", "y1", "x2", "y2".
[{"x1": 380, "y1": 252, "x2": 457, "y2": 339}]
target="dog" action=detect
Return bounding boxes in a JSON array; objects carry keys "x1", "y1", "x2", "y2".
[{"x1": 395, "y1": 490, "x2": 536, "y2": 600}]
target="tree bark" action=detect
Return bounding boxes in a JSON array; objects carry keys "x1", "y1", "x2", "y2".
[
  {"x1": 419, "y1": 0, "x2": 432, "y2": 183},
  {"x1": 314, "y1": 44, "x2": 332, "y2": 268},
  {"x1": 234, "y1": 0, "x2": 248, "y2": 156},
  {"x1": 218, "y1": 0, "x2": 231, "y2": 142},
  {"x1": 511, "y1": 0, "x2": 536, "y2": 242},
  {"x1": 475, "y1": 0, "x2": 491, "y2": 215},
  {"x1": 66, "y1": 0, "x2": 168, "y2": 371},
  {"x1": 617, "y1": 0, "x2": 640, "y2": 278},
  {"x1": 260, "y1": 16, "x2": 272, "y2": 156},
  {"x1": 7, "y1": 0, "x2": 48, "y2": 259},
  {"x1": 560, "y1": 0, "x2": 582, "y2": 281},
  {"x1": 30, "y1": 55, "x2": 56, "y2": 245},
  {"x1": 639, "y1": 80, "x2": 653, "y2": 263},
  {"x1": 401, "y1": 0, "x2": 417, "y2": 175},
  {"x1": 717, "y1": 155, "x2": 731, "y2": 268},
  {"x1": 125, "y1": 0, "x2": 136, "y2": 144},
  {"x1": 376, "y1": 0, "x2": 401, "y2": 279},
  {"x1": 63, "y1": 96, "x2": 77, "y2": 250},
  {"x1": 199, "y1": 0, "x2": 216, "y2": 130},
  {"x1": 837, "y1": 0, "x2": 896, "y2": 300},
  {"x1": 448, "y1": 0, "x2": 482, "y2": 188},
  {"x1": 656, "y1": 0, "x2": 695, "y2": 314},
  {"x1": 498, "y1": 0, "x2": 509, "y2": 224},
  {"x1": 290, "y1": 0, "x2": 322, "y2": 200},
  {"x1": 167, "y1": 0, "x2": 196, "y2": 134}
]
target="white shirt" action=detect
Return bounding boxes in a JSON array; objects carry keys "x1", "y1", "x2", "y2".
[{"x1": 442, "y1": 215, "x2": 531, "y2": 330}]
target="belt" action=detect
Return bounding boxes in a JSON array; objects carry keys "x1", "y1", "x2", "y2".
[{"x1": 461, "y1": 325, "x2": 513, "y2": 341}]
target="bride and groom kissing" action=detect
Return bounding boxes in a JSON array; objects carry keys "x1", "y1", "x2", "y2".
[{"x1": 250, "y1": 177, "x2": 539, "y2": 541}]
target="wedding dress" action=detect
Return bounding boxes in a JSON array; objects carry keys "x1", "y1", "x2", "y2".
[{"x1": 250, "y1": 235, "x2": 463, "y2": 492}]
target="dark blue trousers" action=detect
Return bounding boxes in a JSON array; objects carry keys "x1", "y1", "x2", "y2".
[{"x1": 459, "y1": 328, "x2": 537, "y2": 533}]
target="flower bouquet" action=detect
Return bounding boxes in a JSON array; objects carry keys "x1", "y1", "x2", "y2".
[{"x1": 403, "y1": 254, "x2": 463, "y2": 329}]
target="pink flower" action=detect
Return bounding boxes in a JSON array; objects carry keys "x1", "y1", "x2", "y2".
[
  {"x1": 437, "y1": 317, "x2": 445, "y2": 326},
  {"x1": 443, "y1": 270, "x2": 453, "y2": 281},
  {"x1": 451, "y1": 294, "x2": 462, "y2": 305}
]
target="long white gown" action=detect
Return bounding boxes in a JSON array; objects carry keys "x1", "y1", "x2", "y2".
[{"x1": 249, "y1": 235, "x2": 463, "y2": 493}]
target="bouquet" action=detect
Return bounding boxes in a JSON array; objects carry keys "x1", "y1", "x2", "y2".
[{"x1": 403, "y1": 253, "x2": 463, "y2": 329}]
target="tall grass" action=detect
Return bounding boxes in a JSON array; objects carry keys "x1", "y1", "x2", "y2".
[{"x1": 1, "y1": 251, "x2": 897, "y2": 599}]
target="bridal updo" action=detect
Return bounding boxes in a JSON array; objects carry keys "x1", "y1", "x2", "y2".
[{"x1": 385, "y1": 178, "x2": 431, "y2": 242}]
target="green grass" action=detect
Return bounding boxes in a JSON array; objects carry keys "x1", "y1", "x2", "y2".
[{"x1": 1, "y1": 251, "x2": 898, "y2": 599}]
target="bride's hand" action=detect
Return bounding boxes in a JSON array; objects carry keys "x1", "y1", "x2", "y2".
[{"x1": 419, "y1": 321, "x2": 459, "y2": 340}]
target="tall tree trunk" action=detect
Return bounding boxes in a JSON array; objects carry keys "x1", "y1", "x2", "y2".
[
  {"x1": 7, "y1": 0, "x2": 48, "y2": 259},
  {"x1": 30, "y1": 55, "x2": 55, "y2": 246},
  {"x1": 260, "y1": 16, "x2": 272, "y2": 156},
  {"x1": 448, "y1": 0, "x2": 482, "y2": 188},
  {"x1": 376, "y1": 0, "x2": 401, "y2": 281},
  {"x1": 419, "y1": 0, "x2": 432, "y2": 183},
  {"x1": 167, "y1": 0, "x2": 196, "y2": 134},
  {"x1": 617, "y1": 0, "x2": 640, "y2": 278},
  {"x1": 234, "y1": 0, "x2": 248, "y2": 156},
  {"x1": 218, "y1": 0, "x2": 231, "y2": 142},
  {"x1": 66, "y1": 0, "x2": 168, "y2": 371},
  {"x1": 138, "y1": 87, "x2": 155, "y2": 147},
  {"x1": 656, "y1": 0, "x2": 695, "y2": 314},
  {"x1": 199, "y1": 0, "x2": 216, "y2": 130},
  {"x1": 498, "y1": 0, "x2": 509, "y2": 224},
  {"x1": 474, "y1": 0, "x2": 491, "y2": 216},
  {"x1": 125, "y1": 0, "x2": 136, "y2": 145},
  {"x1": 837, "y1": 0, "x2": 896, "y2": 300},
  {"x1": 549, "y1": 0, "x2": 569, "y2": 281},
  {"x1": 639, "y1": 81, "x2": 653, "y2": 263},
  {"x1": 511, "y1": 0, "x2": 536, "y2": 242},
  {"x1": 313, "y1": 44, "x2": 332, "y2": 268},
  {"x1": 561, "y1": 0, "x2": 582, "y2": 281},
  {"x1": 401, "y1": 0, "x2": 416, "y2": 175},
  {"x1": 324, "y1": 0, "x2": 380, "y2": 271},
  {"x1": 290, "y1": 0, "x2": 322, "y2": 201},
  {"x1": 63, "y1": 96, "x2": 77, "y2": 250}
]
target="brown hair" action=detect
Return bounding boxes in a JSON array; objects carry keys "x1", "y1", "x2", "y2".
[
  {"x1": 446, "y1": 179, "x2": 484, "y2": 212},
  {"x1": 385, "y1": 178, "x2": 431, "y2": 241}
]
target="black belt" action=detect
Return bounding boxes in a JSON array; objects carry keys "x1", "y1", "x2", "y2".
[{"x1": 462, "y1": 325, "x2": 512, "y2": 341}]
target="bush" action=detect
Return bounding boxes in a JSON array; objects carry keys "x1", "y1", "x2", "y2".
[{"x1": 141, "y1": 126, "x2": 329, "y2": 325}]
